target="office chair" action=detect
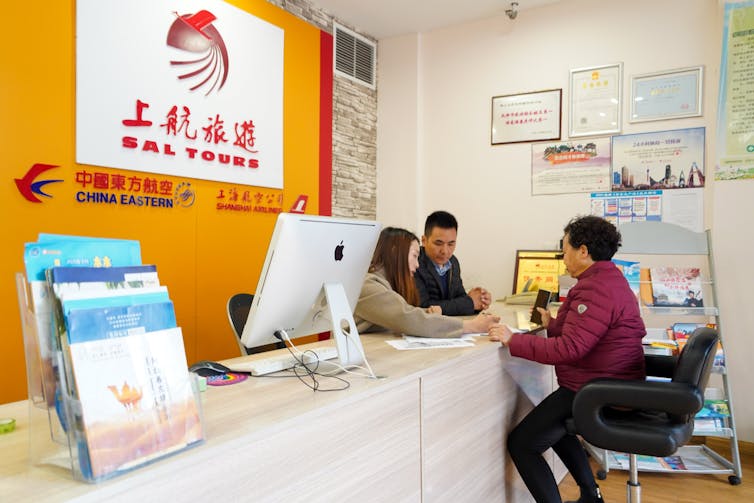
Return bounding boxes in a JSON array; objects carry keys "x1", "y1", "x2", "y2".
[
  {"x1": 226, "y1": 293, "x2": 285, "y2": 355},
  {"x1": 227, "y1": 293, "x2": 254, "y2": 355},
  {"x1": 569, "y1": 327, "x2": 719, "y2": 503}
]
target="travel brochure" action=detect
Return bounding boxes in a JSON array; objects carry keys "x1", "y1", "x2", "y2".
[
  {"x1": 611, "y1": 262, "x2": 705, "y2": 309},
  {"x1": 68, "y1": 327, "x2": 203, "y2": 479},
  {"x1": 608, "y1": 446, "x2": 728, "y2": 473},
  {"x1": 22, "y1": 233, "x2": 204, "y2": 482},
  {"x1": 649, "y1": 267, "x2": 703, "y2": 307}
]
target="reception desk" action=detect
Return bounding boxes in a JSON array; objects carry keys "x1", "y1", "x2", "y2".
[{"x1": 0, "y1": 308, "x2": 564, "y2": 502}]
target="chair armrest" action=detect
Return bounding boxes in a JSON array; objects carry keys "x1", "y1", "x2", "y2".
[
  {"x1": 645, "y1": 354, "x2": 678, "y2": 378},
  {"x1": 571, "y1": 379, "x2": 703, "y2": 457},
  {"x1": 574, "y1": 379, "x2": 703, "y2": 417}
]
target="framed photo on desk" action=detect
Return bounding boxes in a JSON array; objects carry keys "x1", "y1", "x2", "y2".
[{"x1": 512, "y1": 250, "x2": 566, "y2": 294}]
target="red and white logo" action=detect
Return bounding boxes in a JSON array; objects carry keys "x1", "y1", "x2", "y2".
[
  {"x1": 289, "y1": 195, "x2": 308, "y2": 213},
  {"x1": 167, "y1": 10, "x2": 229, "y2": 96}
]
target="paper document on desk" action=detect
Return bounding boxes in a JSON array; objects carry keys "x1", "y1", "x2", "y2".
[{"x1": 387, "y1": 335, "x2": 476, "y2": 350}]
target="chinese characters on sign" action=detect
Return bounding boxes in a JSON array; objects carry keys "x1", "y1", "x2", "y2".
[
  {"x1": 121, "y1": 99, "x2": 260, "y2": 168},
  {"x1": 491, "y1": 89, "x2": 562, "y2": 144},
  {"x1": 76, "y1": 0, "x2": 284, "y2": 188},
  {"x1": 216, "y1": 187, "x2": 283, "y2": 213},
  {"x1": 74, "y1": 168, "x2": 187, "y2": 208}
]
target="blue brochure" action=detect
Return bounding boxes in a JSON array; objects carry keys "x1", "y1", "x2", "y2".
[{"x1": 24, "y1": 236, "x2": 142, "y2": 281}]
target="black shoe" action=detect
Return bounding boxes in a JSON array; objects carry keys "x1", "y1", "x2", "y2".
[{"x1": 565, "y1": 485, "x2": 604, "y2": 503}]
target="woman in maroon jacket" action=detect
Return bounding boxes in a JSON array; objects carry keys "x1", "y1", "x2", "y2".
[{"x1": 489, "y1": 215, "x2": 646, "y2": 503}]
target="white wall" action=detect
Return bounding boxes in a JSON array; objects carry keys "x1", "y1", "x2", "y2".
[
  {"x1": 376, "y1": 34, "x2": 422, "y2": 231},
  {"x1": 377, "y1": 0, "x2": 754, "y2": 441}
]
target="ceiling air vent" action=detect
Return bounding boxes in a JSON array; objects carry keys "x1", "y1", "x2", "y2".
[{"x1": 334, "y1": 23, "x2": 376, "y2": 89}]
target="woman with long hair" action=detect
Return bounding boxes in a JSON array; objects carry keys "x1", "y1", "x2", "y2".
[{"x1": 354, "y1": 227, "x2": 498, "y2": 337}]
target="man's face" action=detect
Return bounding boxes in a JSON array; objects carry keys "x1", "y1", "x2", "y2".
[{"x1": 422, "y1": 226, "x2": 457, "y2": 267}]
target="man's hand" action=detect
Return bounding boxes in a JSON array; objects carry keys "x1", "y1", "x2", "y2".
[
  {"x1": 469, "y1": 287, "x2": 492, "y2": 310},
  {"x1": 463, "y1": 312, "x2": 500, "y2": 334}
]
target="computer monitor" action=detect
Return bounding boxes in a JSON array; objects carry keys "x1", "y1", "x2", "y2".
[{"x1": 240, "y1": 213, "x2": 381, "y2": 367}]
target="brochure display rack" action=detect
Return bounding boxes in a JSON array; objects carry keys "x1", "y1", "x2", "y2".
[
  {"x1": 16, "y1": 235, "x2": 204, "y2": 483},
  {"x1": 583, "y1": 221, "x2": 742, "y2": 485}
]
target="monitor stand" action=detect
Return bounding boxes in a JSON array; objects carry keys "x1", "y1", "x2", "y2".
[{"x1": 323, "y1": 282, "x2": 365, "y2": 368}]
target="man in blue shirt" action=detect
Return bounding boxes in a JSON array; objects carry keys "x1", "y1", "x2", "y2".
[{"x1": 414, "y1": 211, "x2": 491, "y2": 315}]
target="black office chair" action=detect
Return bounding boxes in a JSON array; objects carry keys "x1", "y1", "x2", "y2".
[
  {"x1": 226, "y1": 293, "x2": 284, "y2": 355},
  {"x1": 569, "y1": 327, "x2": 720, "y2": 503}
]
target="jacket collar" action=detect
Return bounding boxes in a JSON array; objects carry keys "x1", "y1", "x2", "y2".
[{"x1": 577, "y1": 260, "x2": 614, "y2": 281}]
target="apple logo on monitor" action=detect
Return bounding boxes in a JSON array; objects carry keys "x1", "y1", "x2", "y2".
[{"x1": 334, "y1": 240, "x2": 344, "y2": 261}]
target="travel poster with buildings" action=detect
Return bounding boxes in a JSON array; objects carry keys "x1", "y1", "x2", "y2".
[
  {"x1": 590, "y1": 127, "x2": 705, "y2": 232},
  {"x1": 611, "y1": 127, "x2": 705, "y2": 191}
]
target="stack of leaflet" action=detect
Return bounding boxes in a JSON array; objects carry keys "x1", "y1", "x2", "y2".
[{"x1": 22, "y1": 234, "x2": 204, "y2": 482}]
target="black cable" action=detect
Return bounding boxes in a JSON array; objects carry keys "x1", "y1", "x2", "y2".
[{"x1": 268, "y1": 332, "x2": 350, "y2": 392}]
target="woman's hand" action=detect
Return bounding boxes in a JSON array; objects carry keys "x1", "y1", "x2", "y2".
[
  {"x1": 463, "y1": 312, "x2": 500, "y2": 334},
  {"x1": 534, "y1": 306, "x2": 552, "y2": 328},
  {"x1": 426, "y1": 305, "x2": 442, "y2": 314},
  {"x1": 488, "y1": 324, "x2": 514, "y2": 346}
]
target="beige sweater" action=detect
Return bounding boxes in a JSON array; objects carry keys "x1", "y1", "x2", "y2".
[{"x1": 354, "y1": 269, "x2": 464, "y2": 338}]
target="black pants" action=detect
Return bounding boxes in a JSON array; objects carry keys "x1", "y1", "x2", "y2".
[{"x1": 507, "y1": 386, "x2": 597, "y2": 503}]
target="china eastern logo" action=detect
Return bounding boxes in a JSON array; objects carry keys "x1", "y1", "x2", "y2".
[
  {"x1": 15, "y1": 164, "x2": 63, "y2": 203},
  {"x1": 167, "y1": 10, "x2": 229, "y2": 96}
]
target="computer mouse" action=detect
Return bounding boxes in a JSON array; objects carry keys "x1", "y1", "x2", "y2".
[{"x1": 188, "y1": 360, "x2": 232, "y2": 376}]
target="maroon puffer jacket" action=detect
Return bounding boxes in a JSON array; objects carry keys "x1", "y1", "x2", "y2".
[{"x1": 508, "y1": 260, "x2": 646, "y2": 392}]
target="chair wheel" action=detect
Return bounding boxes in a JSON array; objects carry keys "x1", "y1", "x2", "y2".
[
  {"x1": 728, "y1": 475, "x2": 741, "y2": 485},
  {"x1": 596, "y1": 469, "x2": 607, "y2": 480}
]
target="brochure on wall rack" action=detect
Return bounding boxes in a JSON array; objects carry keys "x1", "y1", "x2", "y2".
[
  {"x1": 67, "y1": 327, "x2": 204, "y2": 480},
  {"x1": 607, "y1": 446, "x2": 728, "y2": 473},
  {"x1": 649, "y1": 267, "x2": 703, "y2": 307},
  {"x1": 23, "y1": 235, "x2": 144, "y2": 360},
  {"x1": 49, "y1": 265, "x2": 160, "y2": 297},
  {"x1": 64, "y1": 300, "x2": 177, "y2": 344}
]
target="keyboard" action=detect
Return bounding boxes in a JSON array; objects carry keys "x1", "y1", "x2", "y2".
[{"x1": 226, "y1": 346, "x2": 339, "y2": 376}]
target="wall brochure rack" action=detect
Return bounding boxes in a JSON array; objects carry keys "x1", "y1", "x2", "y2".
[{"x1": 583, "y1": 221, "x2": 742, "y2": 485}]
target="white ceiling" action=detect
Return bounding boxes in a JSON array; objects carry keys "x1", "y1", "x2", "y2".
[{"x1": 309, "y1": 0, "x2": 562, "y2": 40}]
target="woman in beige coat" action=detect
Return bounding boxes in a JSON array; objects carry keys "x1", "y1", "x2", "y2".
[{"x1": 354, "y1": 227, "x2": 498, "y2": 338}]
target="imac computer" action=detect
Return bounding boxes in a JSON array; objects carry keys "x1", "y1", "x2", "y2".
[{"x1": 240, "y1": 213, "x2": 381, "y2": 368}]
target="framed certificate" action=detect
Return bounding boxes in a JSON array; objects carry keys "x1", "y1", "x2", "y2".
[
  {"x1": 629, "y1": 66, "x2": 703, "y2": 123},
  {"x1": 491, "y1": 89, "x2": 562, "y2": 145},
  {"x1": 569, "y1": 63, "x2": 622, "y2": 138}
]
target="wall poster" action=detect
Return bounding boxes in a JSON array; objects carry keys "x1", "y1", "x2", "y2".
[
  {"x1": 611, "y1": 127, "x2": 706, "y2": 191},
  {"x1": 590, "y1": 188, "x2": 704, "y2": 232},
  {"x1": 716, "y1": 0, "x2": 754, "y2": 180},
  {"x1": 531, "y1": 137, "x2": 611, "y2": 195}
]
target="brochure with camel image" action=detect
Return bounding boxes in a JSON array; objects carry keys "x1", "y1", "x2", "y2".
[{"x1": 67, "y1": 327, "x2": 204, "y2": 480}]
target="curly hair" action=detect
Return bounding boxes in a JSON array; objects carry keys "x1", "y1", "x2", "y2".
[
  {"x1": 563, "y1": 215, "x2": 621, "y2": 261},
  {"x1": 369, "y1": 227, "x2": 421, "y2": 306}
]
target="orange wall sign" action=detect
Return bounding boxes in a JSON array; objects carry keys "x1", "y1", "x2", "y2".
[{"x1": 1, "y1": 0, "x2": 332, "y2": 404}]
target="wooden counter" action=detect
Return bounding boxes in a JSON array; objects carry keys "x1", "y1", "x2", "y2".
[{"x1": 0, "y1": 306, "x2": 562, "y2": 502}]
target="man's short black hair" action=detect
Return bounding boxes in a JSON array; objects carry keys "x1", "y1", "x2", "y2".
[
  {"x1": 424, "y1": 210, "x2": 458, "y2": 236},
  {"x1": 563, "y1": 215, "x2": 621, "y2": 261}
]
